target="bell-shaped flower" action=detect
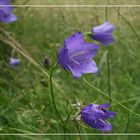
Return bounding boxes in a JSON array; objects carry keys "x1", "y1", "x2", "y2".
[
  {"x1": 58, "y1": 32, "x2": 99, "y2": 78},
  {"x1": 81, "y1": 103, "x2": 116, "y2": 132},
  {"x1": 92, "y1": 21, "x2": 115, "y2": 46}
]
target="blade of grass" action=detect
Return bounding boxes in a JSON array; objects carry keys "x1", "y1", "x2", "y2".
[
  {"x1": 105, "y1": 6, "x2": 112, "y2": 104},
  {"x1": 112, "y1": 96, "x2": 140, "y2": 106},
  {"x1": 115, "y1": 8, "x2": 140, "y2": 42},
  {"x1": 124, "y1": 99, "x2": 140, "y2": 133}
]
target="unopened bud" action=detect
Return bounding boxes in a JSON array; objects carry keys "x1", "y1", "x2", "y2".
[{"x1": 44, "y1": 56, "x2": 50, "y2": 68}]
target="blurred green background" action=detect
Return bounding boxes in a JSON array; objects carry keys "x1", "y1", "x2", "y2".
[{"x1": 0, "y1": 0, "x2": 140, "y2": 140}]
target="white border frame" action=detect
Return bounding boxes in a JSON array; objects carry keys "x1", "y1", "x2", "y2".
[{"x1": 0, "y1": 4, "x2": 140, "y2": 136}]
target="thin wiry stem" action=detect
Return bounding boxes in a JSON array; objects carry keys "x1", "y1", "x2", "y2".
[
  {"x1": 112, "y1": 95, "x2": 140, "y2": 106},
  {"x1": 105, "y1": 7, "x2": 108, "y2": 21},
  {"x1": 83, "y1": 78, "x2": 140, "y2": 118},
  {"x1": 105, "y1": 5, "x2": 112, "y2": 104},
  {"x1": 107, "y1": 49, "x2": 111, "y2": 104},
  {"x1": 49, "y1": 65, "x2": 64, "y2": 124},
  {"x1": 115, "y1": 8, "x2": 140, "y2": 42},
  {"x1": 124, "y1": 100, "x2": 140, "y2": 133},
  {"x1": 64, "y1": 108, "x2": 75, "y2": 130}
]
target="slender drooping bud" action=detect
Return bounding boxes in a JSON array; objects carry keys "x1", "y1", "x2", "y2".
[{"x1": 43, "y1": 56, "x2": 50, "y2": 69}]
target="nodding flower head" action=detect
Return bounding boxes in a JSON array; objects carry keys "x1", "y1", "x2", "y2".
[
  {"x1": 58, "y1": 32, "x2": 99, "y2": 78},
  {"x1": 0, "y1": 0, "x2": 17, "y2": 23},
  {"x1": 92, "y1": 21, "x2": 115, "y2": 46},
  {"x1": 81, "y1": 103, "x2": 116, "y2": 132}
]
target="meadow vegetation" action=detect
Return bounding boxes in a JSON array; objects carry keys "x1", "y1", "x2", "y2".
[{"x1": 0, "y1": 0, "x2": 140, "y2": 140}]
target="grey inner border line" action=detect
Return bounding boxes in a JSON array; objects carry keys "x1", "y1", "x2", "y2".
[
  {"x1": 1, "y1": 4, "x2": 139, "y2": 136},
  {"x1": 1, "y1": 5, "x2": 140, "y2": 7}
]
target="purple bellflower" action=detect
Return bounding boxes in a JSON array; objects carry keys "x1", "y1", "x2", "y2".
[
  {"x1": 58, "y1": 32, "x2": 99, "y2": 78},
  {"x1": 81, "y1": 103, "x2": 116, "y2": 132},
  {"x1": 10, "y1": 58, "x2": 20, "y2": 67},
  {"x1": 92, "y1": 21, "x2": 115, "y2": 46},
  {"x1": 0, "y1": 0, "x2": 17, "y2": 23}
]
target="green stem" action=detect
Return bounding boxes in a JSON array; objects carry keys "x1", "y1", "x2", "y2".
[
  {"x1": 105, "y1": 7, "x2": 108, "y2": 21},
  {"x1": 107, "y1": 49, "x2": 111, "y2": 104},
  {"x1": 105, "y1": 4, "x2": 111, "y2": 104},
  {"x1": 83, "y1": 78, "x2": 140, "y2": 118},
  {"x1": 124, "y1": 100, "x2": 140, "y2": 133},
  {"x1": 64, "y1": 109, "x2": 75, "y2": 129},
  {"x1": 49, "y1": 65, "x2": 64, "y2": 124}
]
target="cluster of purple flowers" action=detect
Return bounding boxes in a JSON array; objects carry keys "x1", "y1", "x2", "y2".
[
  {"x1": 58, "y1": 21, "x2": 116, "y2": 131},
  {"x1": 58, "y1": 21, "x2": 115, "y2": 78}
]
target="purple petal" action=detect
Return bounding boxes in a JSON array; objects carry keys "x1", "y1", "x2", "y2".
[
  {"x1": 93, "y1": 21, "x2": 115, "y2": 34},
  {"x1": 1, "y1": 13, "x2": 17, "y2": 23},
  {"x1": 95, "y1": 119, "x2": 112, "y2": 132},
  {"x1": 82, "y1": 104, "x2": 99, "y2": 111},
  {"x1": 81, "y1": 103, "x2": 116, "y2": 132},
  {"x1": 10, "y1": 58, "x2": 20, "y2": 67},
  {"x1": 99, "y1": 103, "x2": 110, "y2": 109},
  {"x1": 2, "y1": 6, "x2": 13, "y2": 13},
  {"x1": 81, "y1": 104, "x2": 98, "y2": 117},
  {"x1": 0, "y1": 9, "x2": 4, "y2": 19},
  {"x1": 0, "y1": 0, "x2": 13, "y2": 13},
  {"x1": 68, "y1": 65, "x2": 82, "y2": 78},
  {"x1": 58, "y1": 47, "x2": 69, "y2": 69},
  {"x1": 68, "y1": 60, "x2": 98, "y2": 78},
  {"x1": 81, "y1": 104, "x2": 104, "y2": 120},
  {"x1": 64, "y1": 32, "x2": 85, "y2": 52},
  {"x1": 0, "y1": 0, "x2": 10, "y2": 5},
  {"x1": 92, "y1": 33, "x2": 115, "y2": 46},
  {"x1": 83, "y1": 43, "x2": 99, "y2": 58},
  {"x1": 103, "y1": 110, "x2": 116, "y2": 119},
  {"x1": 0, "y1": 0, "x2": 16, "y2": 24},
  {"x1": 69, "y1": 43, "x2": 98, "y2": 62},
  {"x1": 82, "y1": 112, "x2": 112, "y2": 132},
  {"x1": 80, "y1": 60, "x2": 98, "y2": 74}
]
